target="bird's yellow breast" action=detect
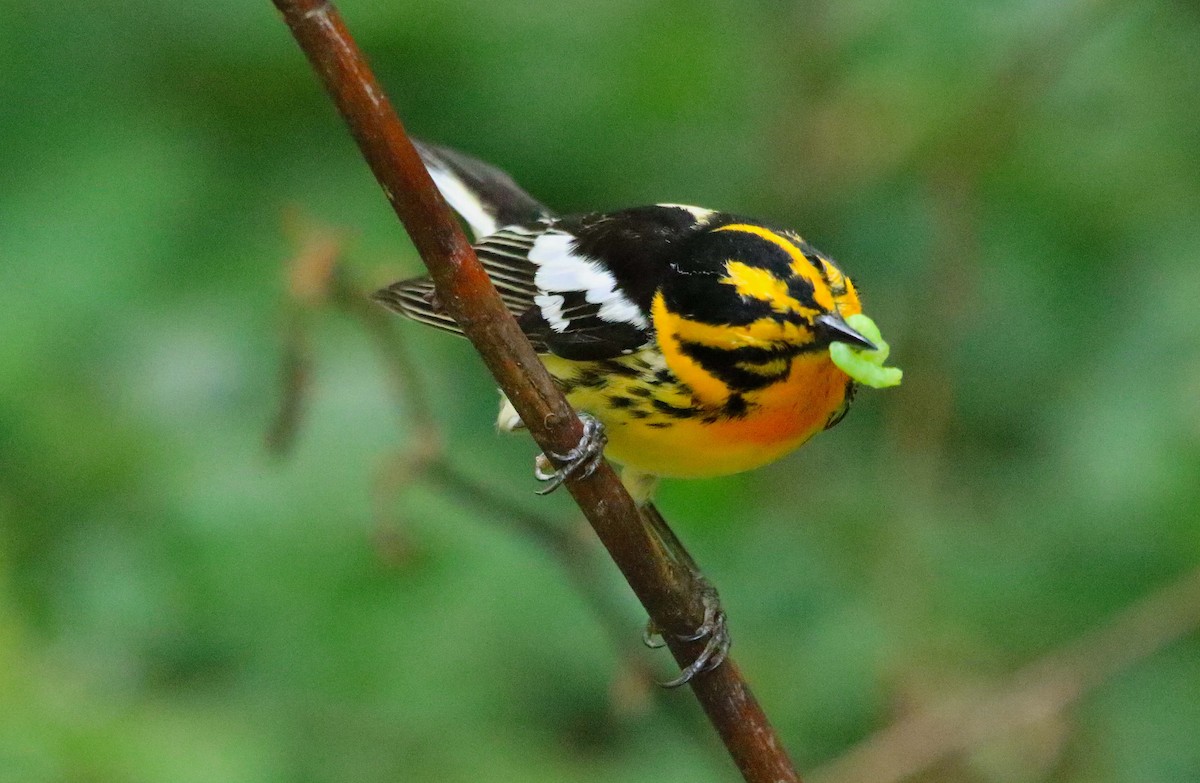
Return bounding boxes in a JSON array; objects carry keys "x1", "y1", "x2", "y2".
[{"x1": 542, "y1": 349, "x2": 851, "y2": 478}]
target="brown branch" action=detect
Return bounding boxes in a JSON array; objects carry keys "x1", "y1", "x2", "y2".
[
  {"x1": 813, "y1": 565, "x2": 1200, "y2": 783},
  {"x1": 269, "y1": 2, "x2": 801, "y2": 780}
]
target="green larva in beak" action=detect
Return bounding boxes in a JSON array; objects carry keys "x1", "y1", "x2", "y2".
[{"x1": 829, "y1": 313, "x2": 903, "y2": 389}]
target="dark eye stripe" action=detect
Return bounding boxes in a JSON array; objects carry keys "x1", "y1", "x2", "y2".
[
  {"x1": 677, "y1": 340, "x2": 807, "y2": 391},
  {"x1": 786, "y1": 275, "x2": 818, "y2": 310}
]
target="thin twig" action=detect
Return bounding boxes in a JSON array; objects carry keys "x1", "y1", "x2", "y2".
[
  {"x1": 813, "y1": 566, "x2": 1200, "y2": 783},
  {"x1": 268, "y1": 3, "x2": 801, "y2": 779},
  {"x1": 330, "y1": 268, "x2": 441, "y2": 446},
  {"x1": 265, "y1": 312, "x2": 314, "y2": 456},
  {"x1": 266, "y1": 218, "x2": 343, "y2": 455}
]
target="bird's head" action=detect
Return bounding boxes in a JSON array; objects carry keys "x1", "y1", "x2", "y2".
[{"x1": 649, "y1": 221, "x2": 874, "y2": 404}]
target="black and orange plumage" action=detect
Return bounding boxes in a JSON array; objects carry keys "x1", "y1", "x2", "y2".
[{"x1": 375, "y1": 140, "x2": 875, "y2": 502}]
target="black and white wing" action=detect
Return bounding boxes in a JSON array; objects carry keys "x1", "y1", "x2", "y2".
[
  {"x1": 372, "y1": 224, "x2": 552, "y2": 351},
  {"x1": 516, "y1": 227, "x2": 653, "y2": 360},
  {"x1": 372, "y1": 139, "x2": 552, "y2": 345},
  {"x1": 374, "y1": 141, "x2": 709, "y2": 361},
  {"x1": 373, "y1": 221, "x2": 654, "y2": 360},
  {"x1": 517, "y1": 205, "x2": 716, "y2": 359}
]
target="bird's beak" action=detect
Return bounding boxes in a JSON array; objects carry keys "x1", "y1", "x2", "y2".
[{"x1": 816, "y1": 312, "x2": 878, "y2": 351}]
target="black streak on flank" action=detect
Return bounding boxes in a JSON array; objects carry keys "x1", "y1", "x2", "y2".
[
  {"x1": 597, "y1": 360, "x2": 643, "y2": 379},
  {"x1": 572, "y1": 368, "x2": 608, "y2": 390},
  {"x1": 652, "y1": 398, "x2": 697, "y2": 419}
]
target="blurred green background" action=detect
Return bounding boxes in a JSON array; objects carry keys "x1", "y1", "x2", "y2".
[{"x1": 3, "y1": 1, "x2": 1199, "y2": 781}]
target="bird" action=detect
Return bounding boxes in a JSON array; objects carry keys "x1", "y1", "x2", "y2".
[
  {"x1": 375, "y1": 140, "x2": 877, "y2": 500},
  {"x1": 373, "y1": 139, "x2": 882, "y2": 684}
]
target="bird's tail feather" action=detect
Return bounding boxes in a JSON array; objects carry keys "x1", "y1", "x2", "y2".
[{"x1": 412, "y1": 139, "x2": 552, "y2": 239}]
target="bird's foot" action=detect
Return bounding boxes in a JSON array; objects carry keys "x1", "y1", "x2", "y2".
[
  {"x1": 643, "y1": 579, "x2": 730, "y2": 688},
  {"x1": 533, "y1": 412, "x2": 608, "y2": 495}
]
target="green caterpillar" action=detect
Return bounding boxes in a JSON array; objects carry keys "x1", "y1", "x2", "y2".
[{"x1": 830, "y1": 314, "x2": 903, "y2": 389}]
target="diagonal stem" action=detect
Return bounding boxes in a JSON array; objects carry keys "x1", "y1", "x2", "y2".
[{"x1": 269, "y1": 2, "x2": 801, "y2": 780}]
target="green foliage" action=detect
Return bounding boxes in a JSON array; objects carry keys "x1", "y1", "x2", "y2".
[{"x1": 2, "y1": 1, "x2": 1199, "y2": 781}]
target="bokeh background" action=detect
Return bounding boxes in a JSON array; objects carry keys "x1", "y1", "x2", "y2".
[{"x1": 3, "y1": 1, "x2": 1199, "y2": 781}]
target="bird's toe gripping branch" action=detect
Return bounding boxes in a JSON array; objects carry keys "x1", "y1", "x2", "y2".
[
  {"x1": 643, "y1": 578, "x2": 731, "y2": 688},
  {"x1": 534, "y1": 412, "x2": 608, "y2": 495}
]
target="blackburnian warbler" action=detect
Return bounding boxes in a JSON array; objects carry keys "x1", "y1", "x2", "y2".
[{"x1": 375, "y1": 140, "x2": 885, "y2": 503}]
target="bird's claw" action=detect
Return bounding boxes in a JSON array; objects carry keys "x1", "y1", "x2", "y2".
[
  {"x1": 643, "y1": 581, "x2": 730, "y2": 688},
  {"x1": 534, "y1": 412, "x2": 608, "y2": 495}
]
